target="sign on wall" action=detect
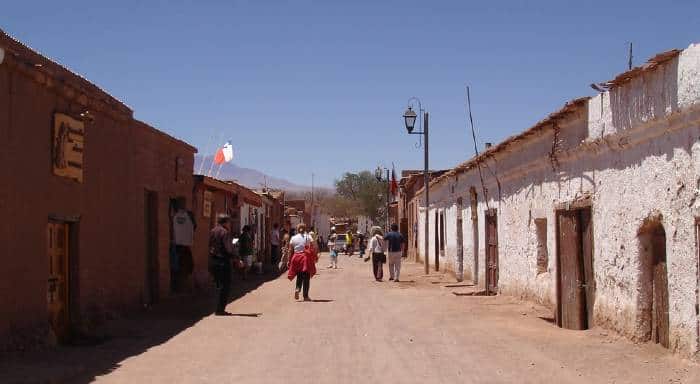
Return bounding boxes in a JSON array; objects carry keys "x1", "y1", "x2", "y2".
[
  {"x1": 52, "y1": 113, "x2": 84, "y2": 183},
  {"x1": 203, "y1": 190, "x2": 213, "y2": 218}
]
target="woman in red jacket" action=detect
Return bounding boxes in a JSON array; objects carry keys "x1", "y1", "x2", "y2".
[{"x1": 287, "y1": 223, "x2": 318, "y2": 301}]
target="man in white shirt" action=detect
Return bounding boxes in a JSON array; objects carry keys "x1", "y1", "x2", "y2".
[{"x1": 171, "y1": 199, "x2": 196, "y2": 292}]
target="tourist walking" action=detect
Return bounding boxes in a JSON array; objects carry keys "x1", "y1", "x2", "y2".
[
  {"x1": 327, "y1": 228, "x2": 338, "y2": 269},
  {"x1": 208, "y1": 214, "x2": 240, "y2": 315},
  {"x1": 279, "y1": 232, "x2": 291, "y2": 272},
  {"x1": 384, "y1": 224, "x2": 405, "y2": 282},
  {"x1": 357, "y1": 232, "x2": 367, "y2": 259},
  {"x1": 239, "y1": 225, "x2": 254, "y2": 280},
  {"x1": 271, "y1": 223, "x2": 281, "y2": 271},
  {"x1": 287, "y1": 224, "x2": 318, "y2": 301},
  {"x1": 366, "y1": 226, "x2": 386, "y2": 281},
  {"x1": 345, "y1": 232, "x2": 354, "y2": 256}
]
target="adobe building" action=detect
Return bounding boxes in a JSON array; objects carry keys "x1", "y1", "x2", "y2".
[
  {"x1": 403, "y1": 44, "x2": 700, "y2": 356},
  {"x1": 397, "y1": 170, "x2": 448, "y2": 261},
  {"x1": 0, "y1": 30, "x2": 197, "y2": 346},
  {"x1": 191, "y1": 176, "x2": 284, "y2": 285}
]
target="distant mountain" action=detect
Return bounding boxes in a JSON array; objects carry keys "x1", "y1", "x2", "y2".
[{"x1": 194, "y1": 156, "x2": 309, "y2": 191}]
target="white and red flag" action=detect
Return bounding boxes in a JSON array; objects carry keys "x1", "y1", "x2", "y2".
[{"x1": 213, "y1": 141, "x2": 234, "y2": 165}]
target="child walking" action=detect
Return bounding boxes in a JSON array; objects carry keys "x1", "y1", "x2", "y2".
[{"x1": 327, "y1": 228, "x2": 339, "y2": 269}]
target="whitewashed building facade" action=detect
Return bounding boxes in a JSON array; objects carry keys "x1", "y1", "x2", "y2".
[{"x1": 407, "y1": 44, "x2": 700, "y2": 356}]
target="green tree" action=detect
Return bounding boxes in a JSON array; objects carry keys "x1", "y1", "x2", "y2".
[{"x1": 334, "y1": 171, "x2": 386, "y2": 222}]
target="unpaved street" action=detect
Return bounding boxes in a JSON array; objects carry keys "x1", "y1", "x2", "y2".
[{"x1": 3, "y1": 254, "x2": 699, "y2": 383}]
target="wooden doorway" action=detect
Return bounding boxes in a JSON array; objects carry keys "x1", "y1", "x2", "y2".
[
  {"x1": 47, "y1": 221, "x2": 70, "y2": 342},
  {"x1": 456, "y1": 204, "x2": 464, "y2": 281},
  {"x1": 485, "y1": 209, "x2": 498, "y2": 295},
  {"x1": 400, "y1": 218, "x2": 409, "y2": 258},
  {"x1": 470, "y1": 188, "x2": 479, "y2": 284},
  {"x1": 434, "y1": 211, "x2": 440, "y2": 271},
  {"x1": 639, "y1": 221, "x2": 669, "y2": 348},
  {"x1": 145, "y1": 191, "x2": 160, "y2": 304},
  {"x1": 556, "y1": 207, "x2": 594, "y2": 330}
]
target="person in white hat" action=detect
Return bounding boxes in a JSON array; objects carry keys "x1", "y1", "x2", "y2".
[{"x1": 327, "y1": 227, "x2": 338, "y2": 269}]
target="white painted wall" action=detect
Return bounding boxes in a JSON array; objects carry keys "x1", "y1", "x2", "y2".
[
  {"x1": 410, "y1": 43, "x2": 700, "y2": 356},
  {"x1": 312, "y1": 211, "x2": 331, "y2": 240}
]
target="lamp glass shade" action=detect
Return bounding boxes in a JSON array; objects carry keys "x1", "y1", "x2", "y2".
[{"x1": 403, "y1": 107, "x2": 417, "y2": 133}]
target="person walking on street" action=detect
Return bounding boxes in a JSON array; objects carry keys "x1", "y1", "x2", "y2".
[
  {"x1": 366, "y1": 226, "x2": 386, "y2": 281},
  {"x1": 271, "y1": 223, "x2": 281, "y2": 272},
  {"x1": 279, "y1": 232, "x2": 291, "y2": 272},
  {"x1": 208, "y1": 214, "x2": 240, "y2": 316},
  {"x1": 357, "y1": 232, "x2": 367, "y2": 259},
  {"x1": 327, "y1": 228, "x2": 338, "y2": 269},
  {"x1": 384, "y1": 224, "x2": 405, "y2": 282},
  {"x1": 239, "y1": 225, "x2": 254, "y2": 280},
  {"x1": 345, "y1": 232, "x2": 354, "y2": 256},
  {"x1": 287, "y1": 224, "x2": 318, "y2": 301}
]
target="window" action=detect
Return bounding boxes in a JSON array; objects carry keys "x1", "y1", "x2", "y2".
[{"x1": 535, "y1": 218, "x2": 548, "y2": 274}]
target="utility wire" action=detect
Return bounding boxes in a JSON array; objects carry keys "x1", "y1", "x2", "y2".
[{"x1": 466, "y1": 86, "x2": 490, "y2": 210}]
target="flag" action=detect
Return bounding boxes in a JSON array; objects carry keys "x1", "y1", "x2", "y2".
[
  {"x1": 390, "y1": 165, "x2": 398, "y2": 196},
  {"x1": 213, "y1": 141, "x2": 234, "y2": 165}
]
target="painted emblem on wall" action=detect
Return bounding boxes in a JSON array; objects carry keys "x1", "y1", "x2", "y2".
[
  {"x1": 52, "y1": 113, "x2": 84, "y2": 183},
  {"x1": 203, "y1": 190, "x2": 213, "y2": 218}
]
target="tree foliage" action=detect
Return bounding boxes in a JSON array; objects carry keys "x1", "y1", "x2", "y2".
[{"x1": 334, "y1": 170, "x2": 386, "y2": 221}]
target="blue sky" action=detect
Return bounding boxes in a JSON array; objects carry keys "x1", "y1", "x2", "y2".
[{"x1": 2, "y1": 1, "x2": 697, "y2": 186}]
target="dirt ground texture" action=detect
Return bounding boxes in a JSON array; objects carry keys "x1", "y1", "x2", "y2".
[{"x1": 2, "y1": 253, "x2": 699, "y2": 384}]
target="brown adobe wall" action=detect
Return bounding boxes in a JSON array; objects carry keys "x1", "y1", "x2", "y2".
[{"x1": 0, "y1": 46, "x2": 195, "y2": 348}]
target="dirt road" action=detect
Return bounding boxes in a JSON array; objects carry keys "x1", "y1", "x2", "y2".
[{"x1": 3, "y1": 253, "x2": 699, "y2": 383}]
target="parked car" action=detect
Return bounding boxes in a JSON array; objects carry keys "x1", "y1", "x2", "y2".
[{"x1": 334, "y1": 234, "x2": 347, "y2": 252}]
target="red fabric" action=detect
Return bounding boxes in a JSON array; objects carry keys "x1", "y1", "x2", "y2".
[
  {"x1": 213, "y1": 148, "x2": 225, "y2": 165},
  {"x1": 390, "y1": 167, "x2": 398, "y2": 196},
  {"x1": 287, "y1": 250, "x2": 317, "y2": 280}
]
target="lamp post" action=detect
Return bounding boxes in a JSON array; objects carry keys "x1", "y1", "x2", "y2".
[
  {"x1": 375, "y1": 166, "x2": 390, "y2": 233},
  {"x1": 403, "y1": 97, "x2": 430, "y2": 275}
]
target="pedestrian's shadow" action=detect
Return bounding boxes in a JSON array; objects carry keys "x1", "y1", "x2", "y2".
[{"x1": 298, "y1": 299, "x2": 334, "y2": 303}]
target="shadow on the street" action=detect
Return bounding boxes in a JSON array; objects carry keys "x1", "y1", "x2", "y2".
[
  {"x1": 227, "y1": 313, "x2": 263, "y2": 317},
  {"x1": 538, "y1": 316, "x2": 556, "y2": 325},
  {"x1": 0, "y1": 270, "x2": 281, "y2": 384}
]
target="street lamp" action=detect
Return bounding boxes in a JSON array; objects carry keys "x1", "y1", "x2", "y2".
[
  {"x1": 403, "y1": 107, "x2": 417, "y2": 133},
  {"x1": 403, "y1": 97, "x2": 430, "y2": 275}
]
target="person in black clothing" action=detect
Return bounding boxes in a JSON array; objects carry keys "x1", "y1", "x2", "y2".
[
  {"x1": 239, "y1": 225, "x2": 254, "y2": 280},
  {"x1": 209, "y1": 214, "x2": 239, "y2": 315},
  {"x1": 357, "y1": 232, "x2": 367, "y2": 258}
]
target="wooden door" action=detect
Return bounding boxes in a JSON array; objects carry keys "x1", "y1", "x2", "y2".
[
  {"x1": 651, "y1": 227, "x2": 669, "y2": 348},
  {"x1": 456, "y1": 215, "x2": 464, "y2": 280},
  {"x1": 434, "y1": 211, "x2": 440, "y2": 271},
  {"x1": 485, "y1": 210, "x2": 498, "y2": 295},
  {"x1": 556, "y1": 210, "x2": 588, "y2": 330},
  {"x1": 580, "y1": 208, "x2": 595, "y2": 328},
  {"x1": 400, "y1": 218, "x2": 409, "y2": 257},
  {"x1": 47, "y1": 221, "x2": 70, "y2": 342}
]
